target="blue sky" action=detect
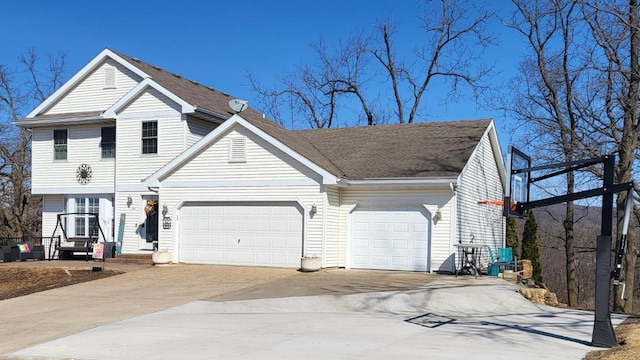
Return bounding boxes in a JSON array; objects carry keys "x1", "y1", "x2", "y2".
[{"x1": 1, "y1": 0, "x2": 528, "y2": 145}]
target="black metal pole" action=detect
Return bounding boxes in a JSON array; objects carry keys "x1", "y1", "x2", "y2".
[{"x1": 591, "y1": 155, "x2": 617, "y2": 347}]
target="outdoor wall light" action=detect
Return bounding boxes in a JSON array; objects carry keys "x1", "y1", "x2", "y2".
[
  {"x1": 127, "y1": 195, "x2": 133, "y2": 208},
  {"x1": 435, "y1": 210, "x2": 443, "y2": 220},
  {"x1": 162, "y1": 204, "x2": 168, "y2": 217},
  {"x1": 310, "y1": 204, "x2": 317, "y2": 215}
]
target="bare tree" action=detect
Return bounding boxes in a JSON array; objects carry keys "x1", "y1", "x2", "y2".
[
  {"x1": 580, "y1": 0, "x2": 640, "y2": 313},
  {"x1": 249, "y1": 0, "x2": 496, "y2": 128},
  {"x1": 0, "y1": 48, "x2": 66, "y2": 237},
  {"x1": 506, "y1": 0, "x2": 640, "y2": 312},
  {"x1": 506, "y1": 0, "x2": 588, "y2": 308}
]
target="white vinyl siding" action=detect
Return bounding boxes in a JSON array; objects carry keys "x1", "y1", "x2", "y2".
[
  {"x1": 42, "y1": 195, "x2": 65, "y2": 257},
  {"x1": 325, "y1": 186, "x2": 341, "y2": 266},
  {"x1": 456, "y1": 132, "x2": 504, "y2": 264},
  {"x1": 120, "y1": 87, "x2": 182, "y2": 115},
  {"x1": 186, "y1": 116, "x2": 218, "y2": 147},
  {"x1": 340, "y1": 187, "x2": 454, "y2": 272},
  {"x1": 115, "y1": 90, "x2": 185, "y2": 185},
  {"x1": 168, "y1": 126, "x2": 321, "y2": 183},
  {"x1": 32, "y1": 125, "x2": 116, "y2": 193},
  {"x1": 45, "y1": 59, "x2": 141, "y2": 115}
]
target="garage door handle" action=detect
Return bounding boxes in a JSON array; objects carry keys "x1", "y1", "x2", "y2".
[{"x1": 238, "y1": 239, "x2": 240, "y2": 244}]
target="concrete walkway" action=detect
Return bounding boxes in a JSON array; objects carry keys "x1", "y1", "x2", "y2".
[{"x1": 0, "y1": 264, "x2": 623, "y2": 359}]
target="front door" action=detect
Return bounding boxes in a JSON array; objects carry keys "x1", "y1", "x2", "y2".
[{"x1": 138, "y1": 195, "x2": 158, "y2": 250}]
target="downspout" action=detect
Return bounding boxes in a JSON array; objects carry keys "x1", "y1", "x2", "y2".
[
  {"x1": 449, "y1": 182, "x2": 458, "y2": 273},
  {"x1": 339, "y1": 186, "x2": 344, "y2": 267},
  {"x1": 321, "y1": 185, "x2": 327, "y2": 268}
]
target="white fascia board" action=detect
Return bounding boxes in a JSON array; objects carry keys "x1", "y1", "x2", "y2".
[
  {"x1": 103, "y1": 78, "x2": 195, "y2": 118},
  {"x1": 32, "y1": 185, "x2": 115, "y2": 195},
  {"x1": 27, "y1": 49, "x2": 149, "y2": 118},
  {"x1": 145, "y1": 114, "x2": 337, "y2": 186},
  {"x1": 486, "y1": 120, "x2": 507, "y2": 188},
  {"x1": 15, "y1": 116, "x2": 113, "y2": 128},
  {"x1": 338, "y1": 178, "x2": 457, "y2": 187}
]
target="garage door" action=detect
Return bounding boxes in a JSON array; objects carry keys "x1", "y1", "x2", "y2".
[
  {"x1": 351, "y1": 205, "x2": 430, "y2": 271},
  {"x1": 179, "y1": 202, "x2": 303, "y2": 267}
]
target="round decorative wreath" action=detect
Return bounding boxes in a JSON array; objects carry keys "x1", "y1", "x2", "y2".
[{"x1": 76, "y1": 164, "x2": 92, "y2": 185}]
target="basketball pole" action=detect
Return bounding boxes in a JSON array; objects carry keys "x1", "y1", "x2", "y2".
[
  {"x1": 592, "y1": 154, "x2": 616, "y2": 347},
  {"x1": 508, "y1": 149, "x2": 632, "y2": 348}
]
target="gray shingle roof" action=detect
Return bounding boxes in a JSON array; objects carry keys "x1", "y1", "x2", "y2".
[
  {"x1": 112, "y1": 50, "x2": 238, "y2": 119},
  {"x1": 296, "y1": 120, "x2": 492, "y2": 179}
]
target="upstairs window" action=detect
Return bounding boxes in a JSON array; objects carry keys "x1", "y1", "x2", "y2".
[
  {"x1": 53, "y1": 129, "x2": 67, "y2": 160},
  {"x1": 229, "y1": 137, "x2": 246, "y2": 163},
  {"x1": 101, "y1": 126, "x2": 116, "y2": 159},
  {"x1": 142, "y1": 121, "x2": 158, "y2": 154}
]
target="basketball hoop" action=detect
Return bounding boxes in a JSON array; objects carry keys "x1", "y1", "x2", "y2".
[
  {"x1": 477, "y1": 200, "x2": 511, "y2": 225},
  {"x1": 477, "y1": 200, "x2": 516, "y2": 211}
]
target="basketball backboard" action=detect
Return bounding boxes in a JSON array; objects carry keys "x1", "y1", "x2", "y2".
[{"x1": 504, "y1": 146, "x2": 531, "y2": 218}]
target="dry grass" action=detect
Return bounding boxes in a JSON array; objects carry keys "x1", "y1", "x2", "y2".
[
  {"x1": 583, "y1": 316, "x2": 640, "y2": 360},
  {"x1": 0, "y1": 267, "x2": 121, "y2": 300}
]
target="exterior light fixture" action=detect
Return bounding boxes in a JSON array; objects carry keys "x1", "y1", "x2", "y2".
[{"x1": 162, "y1": 204, "x2": 168, "y2": 217}]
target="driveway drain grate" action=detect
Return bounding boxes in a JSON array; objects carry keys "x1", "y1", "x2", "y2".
[{"x1": 406, "y1": 313, "x2": 456, "y2": 328}]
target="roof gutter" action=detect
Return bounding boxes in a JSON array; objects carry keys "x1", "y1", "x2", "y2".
[
  {"x1": 336, "y1": 178, "x2": 458, "y2": 187},
  {"x1": 14, "y1": 116, "x2": 114, "y2": 128},
  {"x1": 194, "y1": 107, "x2": 229, "y2": 122}
]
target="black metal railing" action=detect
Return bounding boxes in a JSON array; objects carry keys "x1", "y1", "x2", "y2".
[{"x1": 0, "y1": 236, "x2": 59, "y2": 247}]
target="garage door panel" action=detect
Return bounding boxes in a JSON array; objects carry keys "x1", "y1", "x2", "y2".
[
  {"x1": 180, "y1": 203, "x2": 303, "y2": 267},
  {"x1": 393, "y1": 239, "x2": 408, "y2": 249},
  {"x1": 351, "y1": 206, "x2": 430, "y2": 271},
  {"x1": 392, "y1": 256, "x2": 408, "y2": 266}
]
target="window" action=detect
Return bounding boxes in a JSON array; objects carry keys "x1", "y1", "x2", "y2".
[
  {"x1": 103, "y1": 65, "x2": 116, "y2": 89},
  {"x1": 142, "y1": 121, "x2": 158, "y2": 154},
  {"x1": 53, "y1": 129, "x2": 67, "y2": 160},
  {"x1": 101, "y1": 126, "x2": 116, "y2": 158},
  {"x1": 229, "y1": 137, "x2": 246, "y2": 163},
  {"x1": 72, "y1": 197, "x2": 100, "y2": 237}
]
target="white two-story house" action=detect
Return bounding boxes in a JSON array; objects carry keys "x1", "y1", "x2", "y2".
[{"x1": 17, "y1": 49, "x2": 505, "y2": 272}]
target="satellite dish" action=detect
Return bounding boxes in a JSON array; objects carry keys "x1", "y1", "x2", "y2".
[{"x1": 229, "y1": 99, "x2": 248, "y2": 113}]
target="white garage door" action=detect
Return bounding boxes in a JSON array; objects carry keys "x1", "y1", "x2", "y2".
[
  {"x1": 179, "y1": 202, "x2": 303, "y2": 267},
  {"x1": 351, "y1": 205, "x2": 430, "y2": 271}
]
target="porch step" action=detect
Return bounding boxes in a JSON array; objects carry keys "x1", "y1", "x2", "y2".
[{"x1": 105, "y1": 253, "x2": 153, "y2": 265}]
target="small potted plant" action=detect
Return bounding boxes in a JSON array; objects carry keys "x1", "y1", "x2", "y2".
[
  {"x1": 152, "y1": 249, "x2": 171, "y2": 265},
  {"x1": 300, "y1": 254, "x2": 321, "y2": 272}
]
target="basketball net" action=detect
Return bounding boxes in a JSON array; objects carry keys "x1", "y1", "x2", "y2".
[{"x1": 477, "y1": 200, "x2": 512, "y2": 224}]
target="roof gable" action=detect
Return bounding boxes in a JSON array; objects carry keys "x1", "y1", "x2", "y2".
[
  {"x1": 27, "y1": 49, "x2": 149, "y2": 118},
  {"x1": 103, "y1": 78, "x2": 194, "y2": 117},
  {"x1": 145, "y1": 114, "x2": 339, "y2": 187}
]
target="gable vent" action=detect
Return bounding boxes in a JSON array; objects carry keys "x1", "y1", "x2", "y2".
[
  {"x1": 229, "y1": 137, "x2": 246, "y2": 163},
  {"x1": 103, "y1": 65, "x2": 116, "y2": 89}
]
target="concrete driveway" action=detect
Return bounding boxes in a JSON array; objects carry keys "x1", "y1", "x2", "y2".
[{"x1": 0, "y1": 264, "x2": 623, "y2": 359}]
